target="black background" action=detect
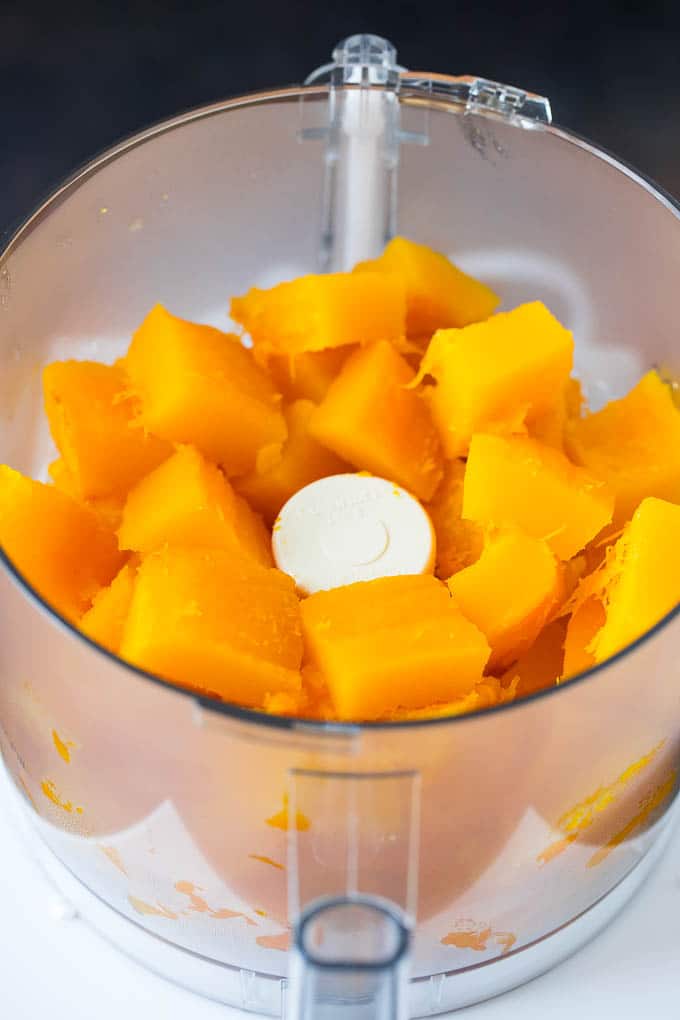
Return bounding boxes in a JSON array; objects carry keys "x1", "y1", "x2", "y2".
[{"x1": 3, "y1": 1, "x2": 680, "y2": 240}]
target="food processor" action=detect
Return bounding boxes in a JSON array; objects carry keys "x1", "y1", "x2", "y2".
[{"x1": 1, "y1": 32, "x2": 679, "y2": 1018}]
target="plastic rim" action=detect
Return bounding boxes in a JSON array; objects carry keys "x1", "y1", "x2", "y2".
[{"x1": 1, "y1": 83, "x2": 679, "y2": 733}]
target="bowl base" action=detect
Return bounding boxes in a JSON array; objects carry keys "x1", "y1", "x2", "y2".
[{"x1": 5, "y1": 763, "x2": 676, "y2": 1018}]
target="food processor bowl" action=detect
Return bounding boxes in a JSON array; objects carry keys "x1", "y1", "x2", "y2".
[{"x1": 1, "y1": 34, "x2": 679, "y2": 1019}]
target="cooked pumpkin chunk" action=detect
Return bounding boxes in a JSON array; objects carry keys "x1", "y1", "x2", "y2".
[
  {"x1": 230, "y1": 272, "x2": 405, "y2": 358},
  {"x1": 309, "y1": 341, "x2": 443, "y2": 500},
  {"x1": 565, "y1": 371, "x2": 680, "y2": 525},
  {"x1": 426, "y1": 459, "x2": 484, "y2": 578},
  {"x1": 562, "y1": 596, "x2": 606, "y2": 679},
  {"x1": 118, "y1": 445, "x2": 271, "y2": 566},
  {"x1": 500, "y1": 617, "x2": 568, "y2": 697},
  {"x1": 266, "y1": 346, "x2": 355, "y2": 403},
  {"x1": 125, "y1": 304, "x2": 286, "y2": 477},
  {"x1": 120, "y1": 547, "x2": 302, "y2": 706},
  {"x1": 593, "y1": 497, "x2": 680, "y2": 662},
  {"x1": 0, "y1": 466, "x2": 124, "y2": 622},
  {"x1": 421, "y1": 302, "x2": 574, "y2": 457},
  {"x1": 80, "y1": 560, "x2": 137, "y2": 653},
  {"x1": 529, "y1": 378, "x2": 584, "y2": 450},
  {"x1": 448, "y1": 531, "x2": 562, "y2": 671},
  {"x1": 354, "y1": 236, "x2": 499, "y2": 336},
  {"x1": 234, "y1": 400, "x2": 349, "y2": 525},
  {"x1": 49, "y1": 456, "x2": 126, "y2": 532},
  {"x1": 43, "y1": 360, "x2": 171, "y2": 499},
  {"x1": 300, "y1": 575, "x2": 490, "y2": 720},
  {"x1": 463, "y1": 434, "x2": 614, "y2": 560}
]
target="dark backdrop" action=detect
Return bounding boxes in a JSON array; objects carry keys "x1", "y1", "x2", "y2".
[{"x1": 3, "y1": 1, "x2": 680, "y2": 239}]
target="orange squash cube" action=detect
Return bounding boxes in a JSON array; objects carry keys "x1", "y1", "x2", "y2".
[
  {"x1": 529, "y1": 378, "x2": 584, "y2": 450},
  {"x1": 463, "y1": 434, "x2": 614, "y2": 560},
  {"x1": 565, "y1": 371, "x2": 680, "y2": 525},
  {"x1": 43, "y1": 360, "x2": 171, "y2": 499},
  {"x1": 426, "y1": 460, "x2": 484, "y2": 578},
  {"x1": 230, "y1": 272, "x2": 405, "y2": 358},
  {"x1": 120, "y1": 547, "x2": 302, "y2": 707},
  {"x1": 300, "y1": 575, "x2": 490, "y2": 720},
  {"x1": 592, "y1": 497, "x2": 680, "y2": 662},
  {"x1": 125, "y1": 305, "x2": 286, "y2": 477},
  {"x1": 0, "y1": 466, "x2": 124, "y2": 622},
  {"x1": 266, "y1": 346, "x2": 355, "y2": 403},
  {"x1": 420, "y1": 302, "x2": 574, "y2": 457},
  {"x1": 309, "y1": 341, "x2": 443, "y2": 500},
  {"x1": 562, "y1": 597, "x2": 606, "y2": 679},
  {"x1": 500, "y1": 617, "x2": 567, "y2": 698},
  {"x1": 80, "y1": 560, "x2": 137, "y2": 654},
  {"x1": 354, "y1": 236, "x2": 499, "y2": 336},
  {"x1": 49, "y1": 456, "x2": 126, "y2": 532},
  {"x1": 118, "y1": 445, "x2": 272, "y2": 566},
  {"x1": 448, "y1": 531, "x2": 562, "y2": 671},
  {"x1": 234, "y1": 401, "x2": 349, "y2": 525}
]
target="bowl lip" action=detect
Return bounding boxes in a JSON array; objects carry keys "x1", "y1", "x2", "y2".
[{"x1": 2, "y1": 83, "x2": 680, "y2": 735}]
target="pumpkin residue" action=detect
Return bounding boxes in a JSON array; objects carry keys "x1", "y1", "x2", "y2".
[
  {"x1": 537, "y1": 741, "x2": 664, "y2": 865},
  {"x1": 266, "y1": 793, "x2": 310, "y2": 832},
  {"x1": 40, "y1": 779, "x2": 83, "y2": 815},
  {"x1": 249, "y1": 854, "x2": 285, "y2": 871},
  {"x1": 174, "y1": 880, "x2": 255, "y2": 925}
]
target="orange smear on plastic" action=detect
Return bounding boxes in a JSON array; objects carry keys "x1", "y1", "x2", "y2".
[
  {"x1": 266, "y1": 794, "x2": 310, "y2": 832},
  {"x1": 249, "y1": 854, "x2": 285, "y2": 871}
]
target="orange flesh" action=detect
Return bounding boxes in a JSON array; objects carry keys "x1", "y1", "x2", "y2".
[
  {"x1": 448, "y1": 531, "x2": 562, "y2": 672},
  {"x1": 463, "y1": 434, "x2": 615, "y2": 561},
  {"x1": 125, "y1": 304, "x2": 287, "y2": 477},
  {"x1": 421, "y1": 301, "x2": 574, "y2": 458},
  {"x1": 309, "y1": 340, "x2": 443, "y2": 501},
  {"x1": 1, "y1": 241, "x2": 678, "y2": 721}
]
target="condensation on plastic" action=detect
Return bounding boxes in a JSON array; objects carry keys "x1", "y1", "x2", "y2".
[{"x1": 1, "y1": 78, "x2": 680, "y2": 1019}]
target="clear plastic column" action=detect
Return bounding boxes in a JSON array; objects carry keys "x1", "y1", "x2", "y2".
[{"x1": 287, "y1": 895, "x2": 410, "y2": 1020}]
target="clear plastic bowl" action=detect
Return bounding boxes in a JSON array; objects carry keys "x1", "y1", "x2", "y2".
[{"x1": 1, "y1": 58, "x2": 679, "y2": 1018}]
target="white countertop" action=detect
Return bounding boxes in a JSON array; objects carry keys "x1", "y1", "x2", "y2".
[{"x1": 1, "y1": 763, "x2": 678, "y2": 1020}]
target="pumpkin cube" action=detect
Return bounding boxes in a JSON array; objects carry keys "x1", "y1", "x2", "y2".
[
  {"x1": 565, "y1": 371, "x2": 680, "y2": 525},
  {"x1": 426, "y1": 459, "x2": 484, "y2": 578},
  {"x1": 230, "y1": 272, "x2": 405, "y2": 358},
  {"x1": 118, "y1": 445, "x2": 272, "y2": 566},
  {"x1": 125, "y1": 305, "x2": 286, "y2": 477},
  {"x1": 562, "y1": 597, "x2": 606, "y2": 679},
  {"x1": 463, "y1": 434, "x2": 614, "y2": 560},
  {"x1": 309, "y1": 341, "x2": 443, "y2": 500},
  {"x1": 43, "y1": 360, "x2": 172, "y2": 499},
  {"x1": 421, "y1": 302, "x2": 574, "y2": 457},
  {"x1": 300, "y1": 575, "x2": 490, "y2": 720},
  {"x1": 266, "y1": 346, "x2": 355, "y2": 403},
  {"x1": 120, "y1": 547, "x2": 302, "y2": 707},
  {"x1": 80, "y1": 560, "x2": 137, "y2": 654},
  {"x1": 500, "y1": 617, "x2": 567, "y2": 698},
  {"x1": 448, "y1": 531, "x2": 562, "y2": 671},
  {"x1": 529, "y1": 378, "x2": 584, "y2": 450},
  {"x1": 49, "y1": 456, "x2": 126, "y2": 532},
  {"x1": 0, "y1": 466, "x2": 124, "y2": 622},
  {"x1": 593, "y1": 497, "x2": 680, "y2": 662},
  {"x1": 234, "y1": 400, "x2": 349, "y2": 525},
  {"x1": 354, "y1": 236, "x2": 499, "y2": 336}
]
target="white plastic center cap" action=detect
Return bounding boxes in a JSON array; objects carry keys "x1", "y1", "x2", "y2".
[{"x1": 272, "y1": 473, "x2": 436, "y2": 595}]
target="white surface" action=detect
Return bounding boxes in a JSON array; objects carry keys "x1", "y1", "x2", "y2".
[
  {"x1": 272, "y1": 473, "x2": 435, "y2": 595},
  {"x1": 1, "y1": 768, "x2": 679, "y2": 1018}
]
